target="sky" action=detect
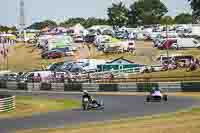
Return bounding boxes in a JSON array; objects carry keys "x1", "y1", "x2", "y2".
[{"x1": 0, "y1": 0, "x2": 191, "y2": 26}]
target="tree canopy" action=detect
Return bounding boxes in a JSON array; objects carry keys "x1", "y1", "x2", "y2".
[
  {"x1": 174, "y1": 13, "x2": 192, "y2": 24},
  {"x1": 60, "y1": 17, "x2": 108, "y2": 28},
  {"x1": 26, "y1": 0, "x2": 195, "y2": 30},
  {"x1": 160, "y1": 16, "x2": 174, "y2": 25},
  {"x1": 28, "y1": 20, "x2": 57, "y2": 30},
  {"x1": 107, "y1": 2, "x2": 129, "y2": 27},
  {"x1": 188, "y1": 0, "x2": 200, "y2": 23},
  {"x1": 129, "y1": 0, "x2": 168, "y2": 26},
  {"x1": 0, "y1": 26, "x2": 17, "y2": 33}
]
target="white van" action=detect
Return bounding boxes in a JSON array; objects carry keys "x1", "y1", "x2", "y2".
[{"x1": 174, "y1": 38, "x2": 200, "y2": 49}]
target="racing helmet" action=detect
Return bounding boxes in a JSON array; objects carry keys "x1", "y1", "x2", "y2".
[
  {"x1": 155, "y1": 88, "x2": 160, "y2": 91},
  {"x1": 83, "y1": 90, "x2": 88, "y2": 94},
  {"x1": 151, "y1": 87, "x2": 156, "y2": 91}
]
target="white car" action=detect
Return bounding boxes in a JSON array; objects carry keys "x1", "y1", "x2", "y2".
[
  {"x1": 74, "y1": 36, "x2": 84, "y2": 43},
  {"x1": 65, "y1": 51, "x2": 75, "y2": 56}
]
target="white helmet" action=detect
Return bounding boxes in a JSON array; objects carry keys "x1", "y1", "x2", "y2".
[{"x1": 83, "y1": 90, "x2": 88, "y2": 94}]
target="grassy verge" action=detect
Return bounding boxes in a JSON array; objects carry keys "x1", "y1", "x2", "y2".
[
  {"x1": 128, "y1": 69, "x2": 200, "y2": 81},
  {"x1": 0, "y1": 44, "x2": 68, "y2": 72},
  {"x1": 0, "y1": 96, "x2": 80, "y2": 119},
  {"x1": 16, "y1": 93, "x2": 200, "y2": 133}
]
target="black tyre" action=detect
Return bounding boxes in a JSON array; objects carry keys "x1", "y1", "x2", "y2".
[
  {"x1": 146, "y1": 96, "x2": 150, "y2": 102},
  {"x1": 163, "y1": 95, "x2": 168, "y2": 101},
  {"x1": 82, "y1": 102, "x2": 89, "y2": 111}
]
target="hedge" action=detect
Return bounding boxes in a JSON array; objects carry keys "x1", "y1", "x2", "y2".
[
  {"x1": 99, "y1": 84, "x2": 118, "y2": 92},
  {"x1": 137, "y1": 83, "x2": 159, "y2": 92},
  {"x1": 181, "y1": 82, "x2": 200, "y2": 92},
  {"x1": 64, "y1": 83, "x2": 82, "y2": 91}
]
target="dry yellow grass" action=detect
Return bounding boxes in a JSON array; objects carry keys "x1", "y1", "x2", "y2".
[
  {"x1": 17, "y1": 93, "x2": 200, "y2": 133},
  {"x1": 129, "y1": 69, "x2": 200, "y2": 81},
  {"x1": 91, "y1": 41, "x2": 200, "y2": 66},
  {"x1": 0, "y1": 43, "x2": 68, "y2": 72}
]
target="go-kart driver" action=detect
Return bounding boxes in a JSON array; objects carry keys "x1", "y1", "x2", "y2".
[
  {"x1": 82, "y1": 90, "x2": 100, "y2": 107},
  {"x1": 82, "y1": 90, "x2": 92, "y2": 102}
]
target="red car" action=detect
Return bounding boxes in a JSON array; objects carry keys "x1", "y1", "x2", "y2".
[{"x1": 42, "y1": 50, "x2": 64, "y2": 59}]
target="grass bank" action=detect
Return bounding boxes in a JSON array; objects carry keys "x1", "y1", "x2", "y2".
[
  {"x1": 129, "y1": 69, "x2": 200, "y2": 81},
  {"x1": 0, "y1": 44, "x2": 67, "y2": 72},
  {"x1": 0, "y1": 96, "x2": 80, "y2": 119}
]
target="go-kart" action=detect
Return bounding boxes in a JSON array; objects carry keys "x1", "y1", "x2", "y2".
[
  {"x1": 82, "y1": 97, "x2": 104, "y2": 111},
  {"x1": 146, "y1": 91, "x2": 168, "y2": 102}
]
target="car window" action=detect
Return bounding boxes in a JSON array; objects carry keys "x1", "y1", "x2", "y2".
[
  {"x1": 193, "y1": 40, "x2": 199, "y2": 44},
  {"x1": 27, "y1": 73, "x2": 34, "y2": 78}
]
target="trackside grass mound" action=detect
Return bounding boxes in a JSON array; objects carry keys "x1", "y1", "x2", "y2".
[
  {"x1": 17, "y1": 108, "x2": 200, "y2": 133},
  {"x1": 0, "y1": 96, "x2": 80, "y2": 119},
  {"x1": 17, "y1": 93, "x2": 200, "y2": 133}
]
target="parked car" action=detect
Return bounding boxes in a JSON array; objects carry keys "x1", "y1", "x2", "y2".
[
  {"x1": 41, "y1": 50, "x2": 64, "y2": 59},
  {"x1": 122, "y1": 40, "x2": 136, "y2": 52},
  {"x1": 102, "y1": 29, "x2": 114, "y2": 37},
  {"x1": 47, "y1": 62, "x2": 65, "y2": 71},
  {"x1": 158, "y1": 38, "x2": 200, "y2": 50},
  {"x1": 84, "y1": 34, "x2": 96, "y2": 43},
  {"x1": 18, "y1": 71, "x2": 52, "y2": 82},
  {"x1": 115, "y1": 32, "x2": 129, "y2": 39},
  {"x1": 2, "y1": 73, "x2": 19, "y2": 81},
  {"x1": 51, "y1": 48, "x2": 74, "y2": 56},
  {"x1": 157, "y1": 39, "x2": 178, "y2": 49},
  {"x1": 74, "y1": 35, "x2": 84, "y2": 43},
  {"x1": 103, "y1": 45, "x2": 123, "y2": 53}
]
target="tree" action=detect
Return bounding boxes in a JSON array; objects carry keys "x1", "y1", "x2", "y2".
[
  {"x1": 107, "y1": 2, "x2": 129, "y2": 27},
  {"x1": 0, "y1": 26, "x2": 17, "y2": 33},
  {"x1": 60, "y1": 17, "x2": 109, "y2": 28},
  {"x1": 160, "y1": 16, "x2": 174, "y2": 25},
  {"x1": 0, "y1": 26, "x2": 10, "y2": 32},
  {"x1": 60, "y1": 18, "x2": 86, "y2": 28},
  {"x1": 28, "y1": 20, "x2": 57, "y2": 30},
  {"x1": 174, "y1": 13, "x2": 192, "y2": 24},
  {"x1": 84, "y1": 17, "x2": 109, "y2": 28},
  {"x1": 188, "y1": 0, "x2": 200, "y2": 23},
  {"x1": 129, "y1": 0, "x2": 168, "y2": 26},
  {"x1": 10, "y1": 26, "x2": 17, "y2": 32}
]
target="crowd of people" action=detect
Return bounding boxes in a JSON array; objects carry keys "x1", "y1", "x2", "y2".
[{"x1": 161, "y1": 57, "x2": 200, "y2": 71}]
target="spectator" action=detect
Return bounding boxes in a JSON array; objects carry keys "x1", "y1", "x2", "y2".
[
  {"x1": 37, "y1": 73, "x2": 42, "y2": 82},
  {"x1": 61, "y1": 74, "x2": 65, "y2": 83},
  {"x1": 109, "y1": 73, "x2": 114, "y2": 80},
  {"x1": 195, "y1": 58, "x2": 199, "y2": 66}
]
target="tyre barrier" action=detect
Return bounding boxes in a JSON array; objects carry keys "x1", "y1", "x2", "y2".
[
  {"x1": 1, "y1": 81, "x2": 200, "y2": 92},
  {"x1": 0, "y1": 95, "x2": 16, "y2": 112}
]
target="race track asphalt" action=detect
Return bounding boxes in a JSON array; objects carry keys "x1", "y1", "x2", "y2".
[{"x1": 0, "y1": 92, "x2": 199, "y2": 133}]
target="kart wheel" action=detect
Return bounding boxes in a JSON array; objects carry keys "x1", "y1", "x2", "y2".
[
  {"x1": 82, "y1": 103, "x2": 89, "y2": 111},
  {"x1": 146, "y1": 96, "x2": 150, "y2": 102},
  {"x1": 163, "y1": 95, "x2": 168, "y2": 101},
  {"x1": 82, "y1": 104, "x2": 86, "y2": 111}
]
